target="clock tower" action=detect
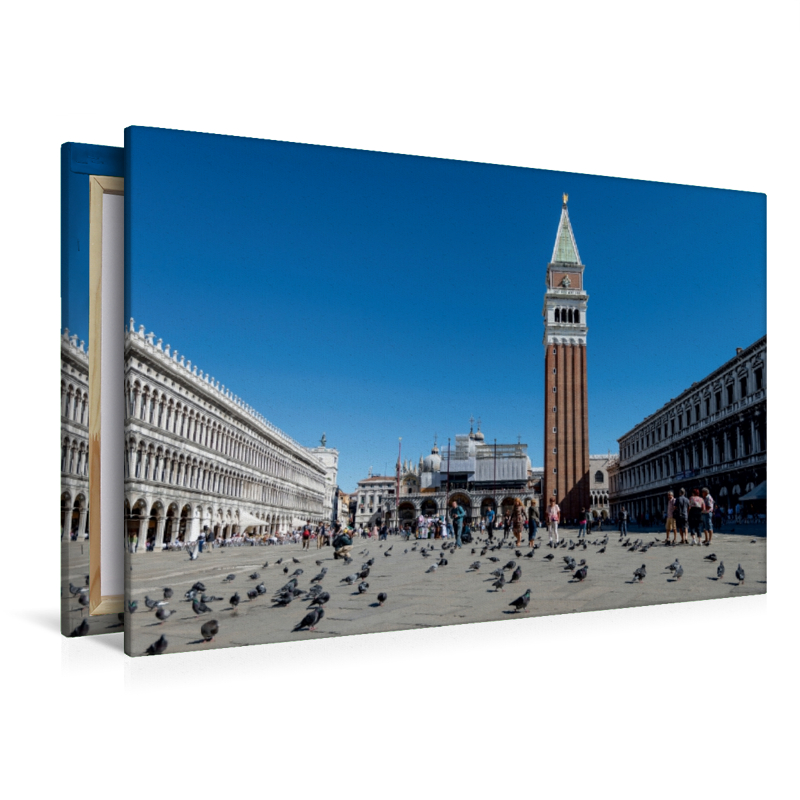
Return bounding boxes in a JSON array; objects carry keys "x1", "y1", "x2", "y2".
[{"x1": 542, "y1": 194, "x2": 590, "y2": 519}]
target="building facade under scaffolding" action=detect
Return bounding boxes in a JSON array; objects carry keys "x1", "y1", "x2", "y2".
[{"x1": 353, "y1": 424, "x2": 539, "y2": 528}]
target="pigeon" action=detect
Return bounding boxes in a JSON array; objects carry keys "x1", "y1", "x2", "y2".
[
  {"x1": 469, "y1": 561, "x2": 481, "y2": 571},
  {"x1": 509, "y1": 566, "x2": 522, "y2": 584},
  {"x1": 127, "y1": 600, "x2": 138, "y2": 614},
  {"x1": 488, "y1": 556, "x2": 500, "y2": 563},
  {"x1": 315, "y1": 560, "x2": 323, "y2": 566},
  {"x1": 311, "y1": 569, "x2": 328, "y2": 583},
  {"x1": 717, "y1": 562, "x2": 725, "y2": 580},
  {"x1": 438, "y1": 558, "x2": 448, "y2": 567},
  {"x1": 255, "y1": 583, "x2": 267, "y2": 595},
  {"x1": 674, "y1": 563, "x2": 684, "y2": 580},
  {"x1": 191, "y1": 582, "x2": 206, "y2": 592},
  {"x1": 145, "y1": 635, "x2": 168, "y2": 655},
  {"x1": 515, "y1": 550, "x2": 522, "y2": 558},
  {"x1": 230, "y1": 592, "x2": 241, "y2": 611},
  {"x1": 426, "y1": 564, "x2": 438, "y2": 573},
  {"x1": 503, "y1": 560, "x2": 516, "y2": 571},
  {"x1": 200, "y1": 619, "x2": 219, "y2": 642},
  {"x1": 598, "y1": 546, "x2": 606, "y2": 554},
  {"x1": 357, "y1": 581, "x2": 369, "y2": 594},
  {"x1": 69, "y1": 618, "x2": 90, "y2": 637},
  {"x1": 144, "y1": 595, "x2": 166, "y2": 610},
  {"x1": 343, "y1": 556, "x2": 354, "y2": 565},
  {"x1": 223, "y1": 574, "x2": 236, "y2": 582},
  {"x1": 271, "y1": 591, "x2": 291, "y2": 605},
  {"x1": 290, "y1": 568, "x2": 304, "y2": 577},
  {"x1": 359, "y1": 567, "x2": 371, "y2": 580},
  {"x1": 68, "y1": 582, "x2": 84, "y2": 596},
  {"x1": 377, "y1": 592, "x2": 388, "y2": 606},
  {"x1": 667, "y1": 559, "x2": 680, "y2": 572},
  {"x1": 704, "y1": 553, "x2": 717, "y2": 562},
  {"x1": 163, "y1": 587, "x2": 174, "y2": 599},
  {"x1": 276, "y1": 558, "x2": 283, "y2": 565},
  {"x1": 263, "y1": 561, "x2": 270, "y2": 568},
  {"x1": 250, "y1": 572, "x2": 260, "y2": 580},
  {"x1": 509, "y1": 589, "x2": 532, "y2": 613},
  {"x1": 294, "y1": 607, "x2": 324, "y2": 631},
  {"x1": 156, "y1": 606, "x2": 175, "y2": 623},
  {"x1": 735, "y1": 564, "x2": 745, "y2": 585},
  {"x1": 293, "y1": 557, "x2": 301, "y2": 564},
  {"x1": 192, "y1": 598, "x2": 211, "y2": 614},
  {"x1": 309, "y1": 591, "x2": 330, "y2": 607},
  {"x1": 573, "y1": 566, "x2": 588, "y2": 582},
  {"x1": 633, "y1": 565, "x2": 646, "y2": 583},
  {"x1": 543, "y1": 553, "x2": 554, "y2": 561},
  {"x1": 384, "y1": 550, "x2": 392, "y2": 557},
  {"x1": 201, "y1": 594, "x2": 223, "y2": 603},
  {"x1": 78, "y1": 593, "x2": 89, "y2": 608},
  {"x1": 341, "y1": 573, "x2": 358, "y2": 584},
  {"x1": 492, "y1": 575, "x2": 506, "y2": 592},
  {"x1": 283, "y1": 566, "x2": 290, "y2": 574}
]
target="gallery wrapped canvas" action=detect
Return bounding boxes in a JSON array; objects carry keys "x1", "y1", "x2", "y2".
[
  {"x1": 61, "y1": 142, "x2": 125, "y2": 636},
  {"x1": 122, "y1": 126, "x2": 766, "y2": 657}
]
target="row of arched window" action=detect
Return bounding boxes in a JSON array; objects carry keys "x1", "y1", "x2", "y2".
[
  {"x1": 61, "y1": 436, "x2": 88, "y2": 476},
  {"x1": 621, "y1": 360, "x2": 765, "y2": 460},
  {"x1": 125, "y1": 437, "x2": 324, "y2": 514},
  {"x1": 614, "y1": 416, "x2": 765, "y2": 492},
  {"x1": 61, "y1": 382, "x2": 88, "y2": 427},
  {"x1": 554, "y1": 307, "x2": 580, "y2": 324},
  {"x1": 127, "y1": 380, "x2": 322, "y2": 492}
]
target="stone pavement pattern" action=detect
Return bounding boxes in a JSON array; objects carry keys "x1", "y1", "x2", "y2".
[{"x1": 124, "y1": 523, "x2": 767, "y2": 656}]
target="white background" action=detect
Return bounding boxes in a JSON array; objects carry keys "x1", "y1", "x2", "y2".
[{"x1": 2, "y1": 2, "x2": 797, "y2": 798}]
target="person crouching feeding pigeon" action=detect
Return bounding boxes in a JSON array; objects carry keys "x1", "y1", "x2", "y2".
[{"x1": 332, "y1": 528, "x2": 353, "y2": 560}]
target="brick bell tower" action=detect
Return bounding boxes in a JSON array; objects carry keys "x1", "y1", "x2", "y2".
[{"x1": 542, "y1": 194, "x2": 590, "y2": 520}]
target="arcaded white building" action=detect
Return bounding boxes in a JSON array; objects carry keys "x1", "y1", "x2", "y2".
[
  {"x1": 60, "y1": 330, "x2": 90, "y2": 539},
  {"x1": 608, "y1": 337, "x2": 766, "y2": 521},
  {"x1": 124, "y1": 320, "x2": 334, "y2": 547}
]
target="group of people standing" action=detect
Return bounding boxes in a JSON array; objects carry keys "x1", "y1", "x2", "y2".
[{"x1": 664, "y1": 487, "x2": 715, "y2": 545}]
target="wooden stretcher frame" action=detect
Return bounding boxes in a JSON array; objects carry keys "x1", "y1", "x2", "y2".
[{"x1": 89, "y1": 174, "x2": 124, "y2": 615}]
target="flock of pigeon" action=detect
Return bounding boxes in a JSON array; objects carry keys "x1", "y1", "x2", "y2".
[{"x1": 90, "y1": 528, "x2": 757, "y2": 653}]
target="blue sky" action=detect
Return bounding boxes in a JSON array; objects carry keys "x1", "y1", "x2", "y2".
[{"x1": 125, "y1": 126, "x2": 766, "y2": 492}]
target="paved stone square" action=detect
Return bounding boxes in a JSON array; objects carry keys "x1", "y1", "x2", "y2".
[{"x1": 123, "y1": 523, "x2": 767, "y2": 656}]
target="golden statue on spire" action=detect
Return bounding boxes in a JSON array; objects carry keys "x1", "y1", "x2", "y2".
[{"x1": 563, "y1": 192, "x2": 569, "y2": 206}]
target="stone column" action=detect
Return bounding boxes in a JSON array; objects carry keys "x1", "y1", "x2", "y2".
[
  {"x1": 188, "y1": 512, "x2": 200, "y2": 542},
  {"x1": 77, "y1": 506, "x2": 88, "y2": 538},
  {"x1": 62, "y1": 506, "x2": 72, "y2": 540},
  {"x1": 137, "y1": 517, "x2": 148, "y2": 551},
  {"x1": 154, "y1": 516, "x2": 166, "y2": 549}
]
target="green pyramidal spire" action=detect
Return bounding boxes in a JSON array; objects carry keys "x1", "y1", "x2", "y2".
[{"x1": 551, "y1": 194, "x2": 582, "y2": 265}]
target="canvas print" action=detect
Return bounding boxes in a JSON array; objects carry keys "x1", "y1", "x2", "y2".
[
  {"x1": 61, "y1": 142, "x2": 125, "y2": 636},
  {"x1": 123, "y1": 126, "x2": 766, "y2": 656}
]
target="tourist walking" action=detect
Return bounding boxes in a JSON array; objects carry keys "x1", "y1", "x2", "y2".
[
  {"x1": 701, "y1": 487, "x2": 715, "y2": 544},
  {"x1": 688, "y1": 489, "x2": 704, "y2": 545},
  {"x1": 546, "y1": 498, "x2": 561, "y2": 545},
  {"x1": 485, "y1": 506, "x2": 495, "y2": 541},
  {"x1": 510, "y1": 499, "x2": 526, "y2": 546},
  {"x1": 450, "y1": 500, "x2": 466, "y2": 548},
  {"x1": 578, "y1": 507, "x2": 588, "y2": 539},
  {"x1": 665, "y1": 491, "x2": 677, "y2": 544},
  {"x1": 528, "y1": 502, "x2": 539, "y2": 547},
  {"x1": 673, "y1": 489, "x2": 690, "y2": 544},
  {"x1": 619, "y1": 506, "x2": 629, "y2": 537}
]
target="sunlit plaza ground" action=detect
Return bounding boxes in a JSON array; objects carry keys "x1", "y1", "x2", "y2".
[{"x1": 63, "y1": 522, "x2": 767, "y2": 654}]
